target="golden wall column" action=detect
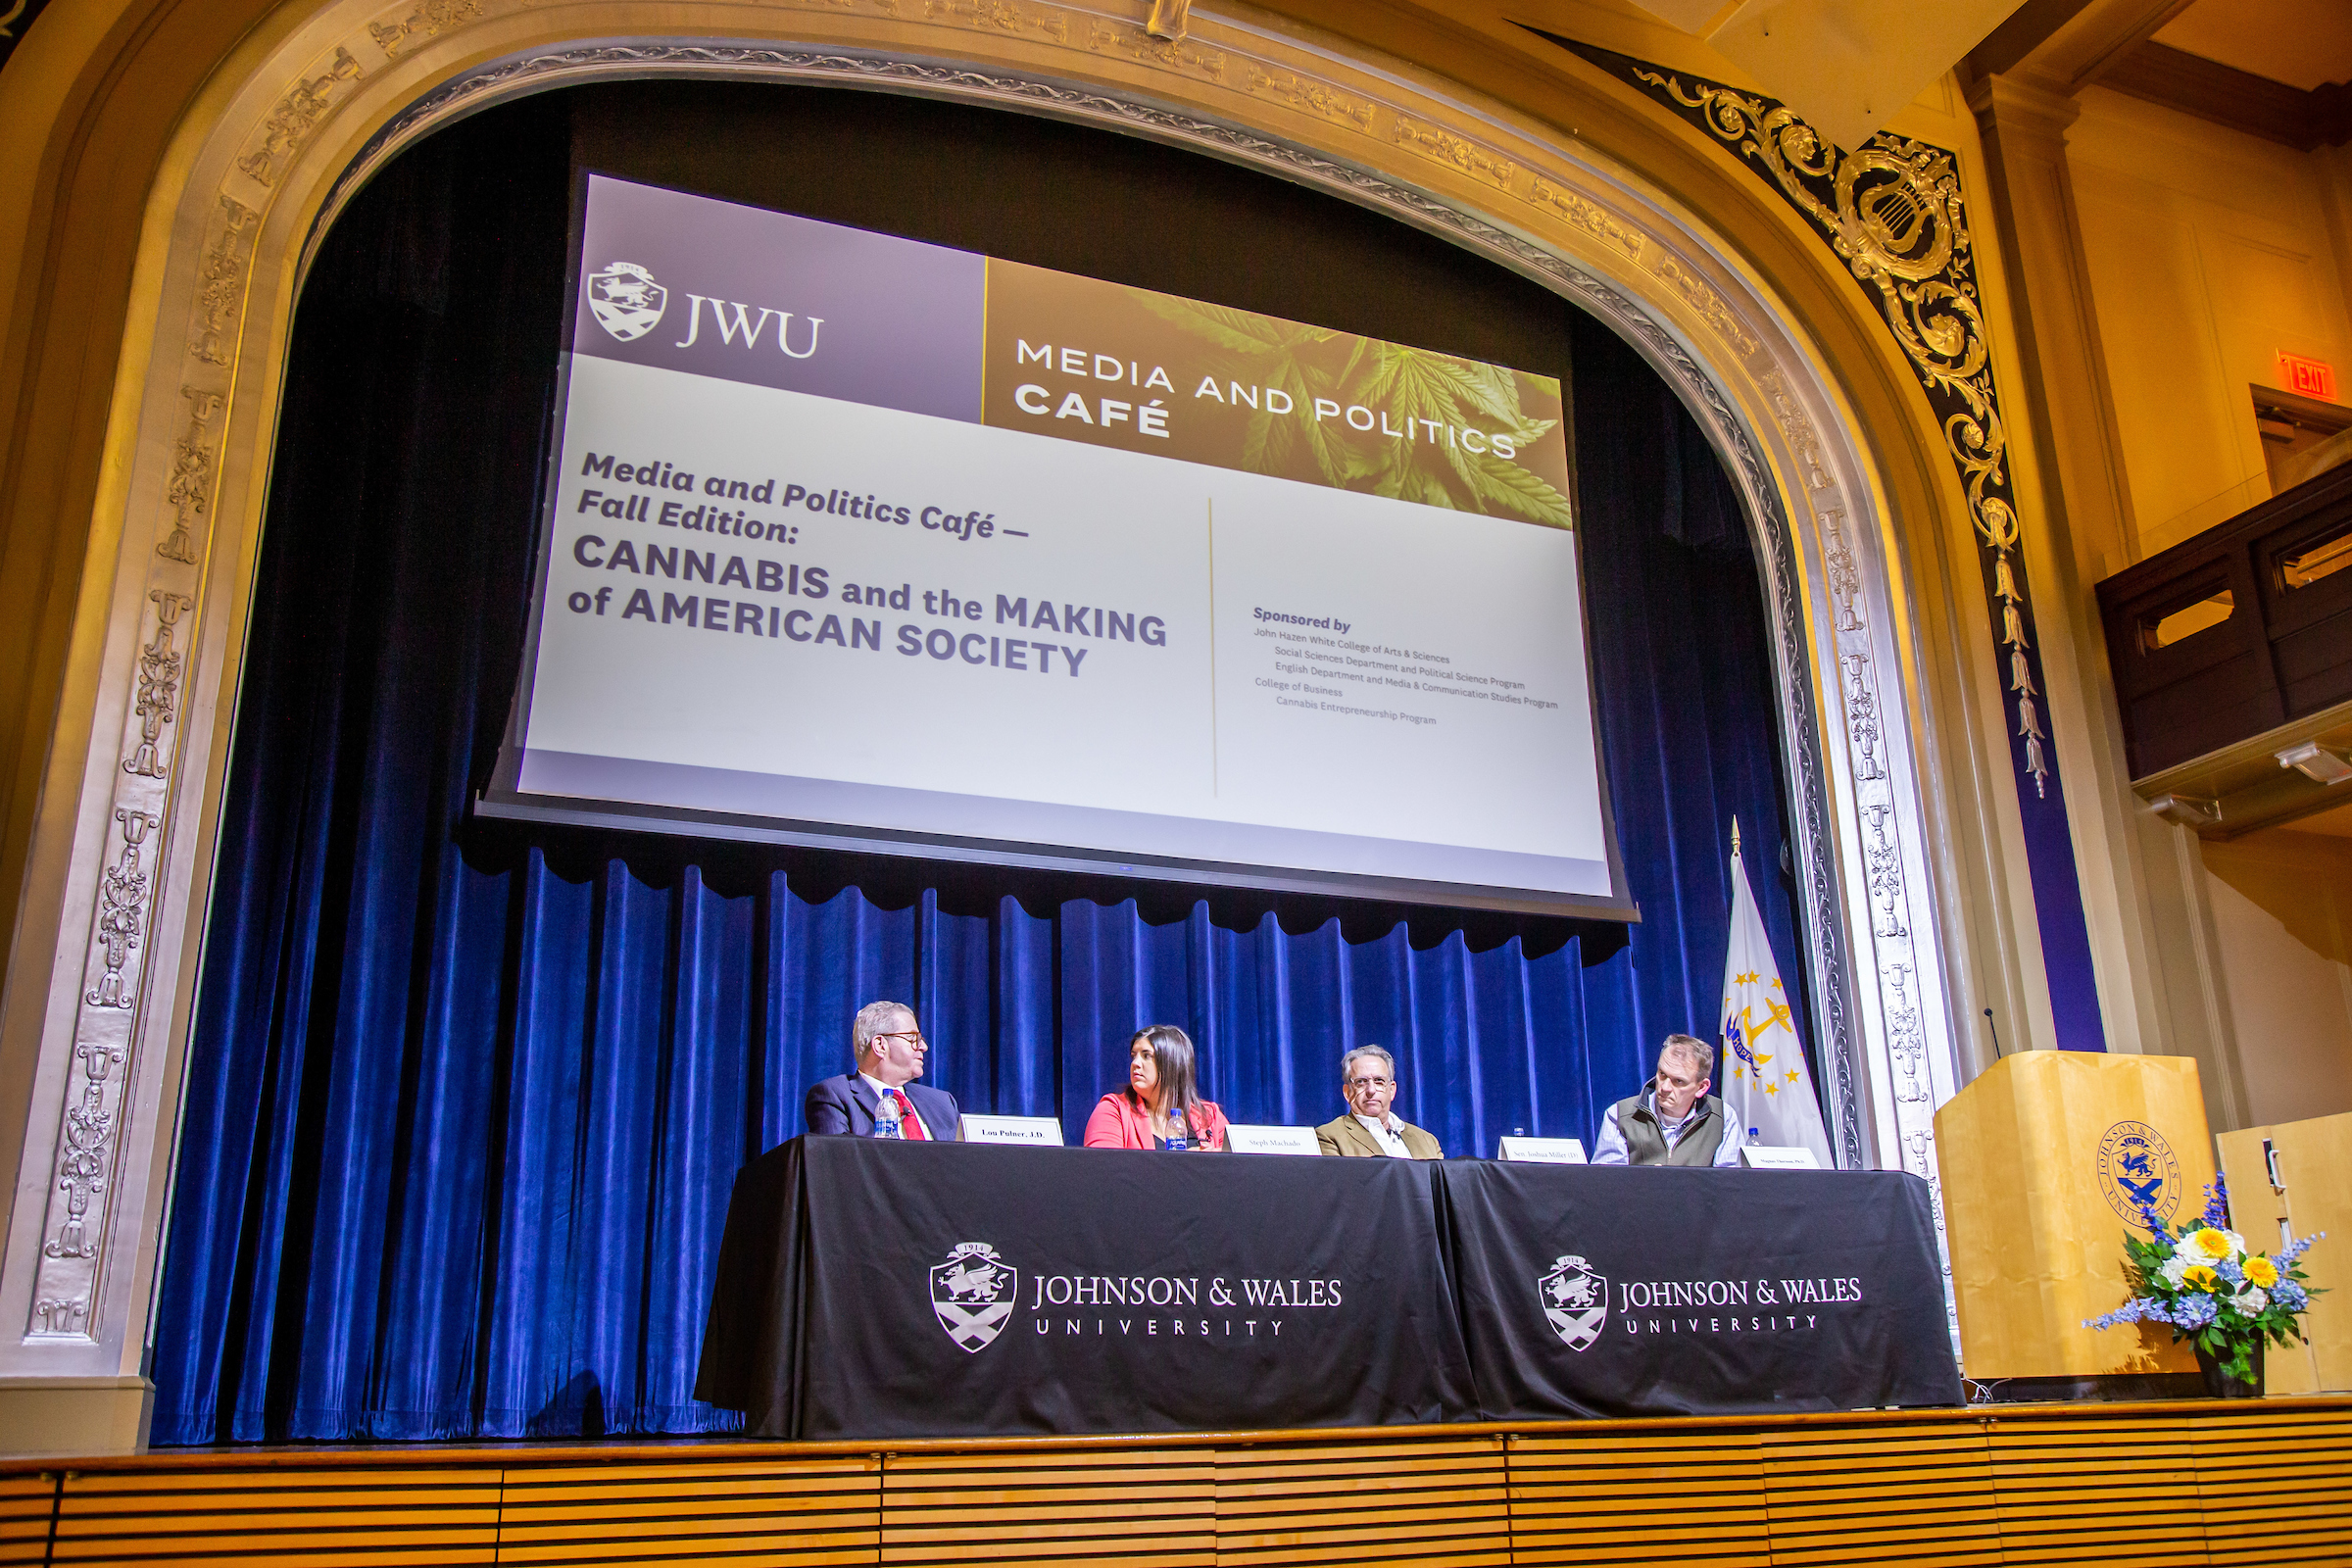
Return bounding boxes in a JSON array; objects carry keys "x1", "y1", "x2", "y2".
[{"x1": 1969, "y1": 70, "x2": 2252, "y2": 1133}]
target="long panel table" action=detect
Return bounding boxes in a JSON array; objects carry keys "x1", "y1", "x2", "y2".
[{"x1": 696, "y1": 1136, "x2": 1960, "y2": 1439}]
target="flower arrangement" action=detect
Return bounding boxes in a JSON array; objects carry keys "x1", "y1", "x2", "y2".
[{"x1": 2086, "y1": 1179, "x2": 2324, "y2": 1391}]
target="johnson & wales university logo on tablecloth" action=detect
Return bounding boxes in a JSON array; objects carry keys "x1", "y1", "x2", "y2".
[
  {"x1": 930, "y1": 1242, "x2": 1019, "y2": 1353},
  {"x1": 2095, "y1": 1121, "x2": 2182, "y2": 1230},
  {"x1": 586, "y1": 262, "x2": 668, "y2": 342},
  {"x1": 1539, "y1": 1253, "x2": 1609, "y2": 1351}
]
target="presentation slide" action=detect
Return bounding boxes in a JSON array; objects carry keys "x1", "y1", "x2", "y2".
[{"x1": 492, "y1": 172, "x2": 1631, "y2": 914}]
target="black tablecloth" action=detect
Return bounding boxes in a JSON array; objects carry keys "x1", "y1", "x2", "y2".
[
  {"x1": 696, "y1": 1136, "x2": 1477, "y2": 1438},
  {"x1": 696, "y1": 1137, "x2": 1960, "y2": 1438},
  {"x1": 1437, "y1": 1160, "x2": 1961, "y2": 1419}
]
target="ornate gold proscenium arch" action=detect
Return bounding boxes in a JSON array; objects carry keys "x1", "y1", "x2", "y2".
[{"x1": 0, "y1": 0, "x2": 1968, "y2": 1408}]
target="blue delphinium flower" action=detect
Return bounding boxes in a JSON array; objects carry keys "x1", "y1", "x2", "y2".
[
  {"x1": 2090, "y1": 1215, "x2": 2321, "y2": 1364},
  {"x1": 2086, "y1": 1298, "x2": 2174, "y2": 1330},
  {"x1": 2201, "y1": 1177, "x2": 2230, "y2": 1229}
]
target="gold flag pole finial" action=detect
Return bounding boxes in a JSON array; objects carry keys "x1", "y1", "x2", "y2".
[{"x1": 1732, "y1": 816, "x2": 1741, "y2": 858}]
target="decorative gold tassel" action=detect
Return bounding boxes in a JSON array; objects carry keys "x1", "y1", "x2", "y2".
[{"x1": 1147, "y1": 0, "x2": 1190, "y2": 40}]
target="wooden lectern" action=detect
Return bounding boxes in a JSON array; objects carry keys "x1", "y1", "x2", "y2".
[
  {"x1": 1935, "y1": 1053, "x2": 2217, "y2": 1379},
  {"x1": 2217, "y1": 1111, "x2": 2352, "y2": 1393}
]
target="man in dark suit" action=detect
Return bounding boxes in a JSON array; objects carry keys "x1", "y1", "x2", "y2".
[{"x1": 804, "y1": 1000, "x2": 963, "y2": 1142}]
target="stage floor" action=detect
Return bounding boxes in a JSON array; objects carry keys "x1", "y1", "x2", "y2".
[{"x1": 3, "y1": 1396, "x2": 2347, "y2": 1566}]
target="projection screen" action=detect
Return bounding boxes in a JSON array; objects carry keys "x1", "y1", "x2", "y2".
[{"x1": 484, "y1": 172, "x2": 1635, "y2": 917}]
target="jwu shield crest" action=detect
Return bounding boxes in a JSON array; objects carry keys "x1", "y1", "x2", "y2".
[
  {"x1": 2096, "y1": 1120, "x2": 2182, "y2": 1230},
  {"x1": 1539, "y1": 1253, "x2": 1608, "y2": 1351},
  {"x1": 586, "y1": 261, "x2": 667, "y2": 342},
  {"x1": 930, "y1": 1242, "x2": 1018, "y2": 1353}
]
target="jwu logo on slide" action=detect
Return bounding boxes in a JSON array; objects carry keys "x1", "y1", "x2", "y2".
[
  {"x1": 931, "y1": 1242, "x2": 1019, "y2": 1353},
  {"x1": 586, "y1": 260, "x2": 823, "y2": 357},
  {"x1": 586, "y1": 262, "x2": 667, "y2": 342}
]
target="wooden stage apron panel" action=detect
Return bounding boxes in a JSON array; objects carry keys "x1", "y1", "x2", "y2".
[{"x1": 2, "y1": 1398, "x2": 2346, "y2": 1567}]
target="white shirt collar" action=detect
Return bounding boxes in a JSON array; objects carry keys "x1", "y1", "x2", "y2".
[
  {"x1": 1648, "y1": 1090, "x2": 1700, "y2": 1143},
  {"x1": 861, "y1": 1072, "x2": 925, "y2": 1134},
  {"x1": 1355, "y1": 1112, "x2": 1411, "y2": 1156}
]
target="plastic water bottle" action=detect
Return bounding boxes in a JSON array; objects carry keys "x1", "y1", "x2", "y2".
[
  {"x1": 874, "y1": 1094, "x2": 904, "y2": 1140},
  {"x1": 1164, "y1": 1113, "x2": 1190, "y2": 1152}
]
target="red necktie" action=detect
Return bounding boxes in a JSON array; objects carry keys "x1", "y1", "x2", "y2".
[{"x1": 891, "y1": 1088, "x2": 928, "y2": 1141}]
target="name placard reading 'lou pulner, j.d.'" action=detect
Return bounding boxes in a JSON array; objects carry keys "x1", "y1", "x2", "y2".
[{"x1": 500, "y1": 173, "x2": 1627, "y2": 913}]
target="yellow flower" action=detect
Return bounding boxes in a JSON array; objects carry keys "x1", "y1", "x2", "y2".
[
  {"x1": 2186, "y1": 1228, "x2": 2236, "y2": 1260},
  {"x1": 2244, "y1": 1256, "x2": 2279, "y2": 1289},
  {"x1": 2180, "y1": 1264, "x2": 2221, "y2": 1291}
]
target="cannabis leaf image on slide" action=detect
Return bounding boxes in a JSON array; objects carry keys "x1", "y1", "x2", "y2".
[{"x1": 1132, "y1": 294, "x2": 1573, "y2": 528}]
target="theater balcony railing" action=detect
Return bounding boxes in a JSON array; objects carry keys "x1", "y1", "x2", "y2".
[{"x1": 2097, "y1": 459, "x2": 2352, "y2": 837}]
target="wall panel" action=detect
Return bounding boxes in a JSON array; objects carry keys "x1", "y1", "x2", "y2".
[
  {"x1": 1984, "y1": 1412, "x2": 2204, "y2": 1566},
  {"x1": 496, "y1": 1457, "x2": 878, "y2": 1566},
  {"x1": 0, "y1": 1473, "x2": 56, "y2": 1567},
  {"x1": 2, "y1": 1401, "x2": 2348, "y2": 1566},
  {"x1": 2187, "y1": 1404, "x2": 2352, "y2": 1565},
  {"x1": 49, "y1": 1465, "x2": 500, "y2": 1566},
  {"x1": 1760, "y1": 1423, "x2": 2002, "y2": 1567},
  {"x1": 1508, "y1": 1428, "x2": 1768, "y2": 1566},
  {"x1": 882, "y1": 1447, "x2": 1210, "y2": 1567},
  {"x1": 1212, "y1": 1437, "x2": 1507, "y2": 1567}
]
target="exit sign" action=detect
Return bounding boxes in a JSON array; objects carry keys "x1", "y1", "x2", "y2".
[{"x1": 2280, "y1": 353, "x2": 2338, "y2": 401}]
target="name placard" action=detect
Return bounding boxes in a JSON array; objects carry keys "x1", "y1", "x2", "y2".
[
  {"x1": 1224, "y1": 1124, "x2": 1324, "y2": 1156},
  {"x1": 1497, "y1": 1136, "x2": 1587, "y2": 1163},
  {"x1": 961, "y1": 1114, "x2": 1066, "y2": 1147},
  {"x1": 1740, "y1": 1145, "x2": 1823, "y2": 1170}
]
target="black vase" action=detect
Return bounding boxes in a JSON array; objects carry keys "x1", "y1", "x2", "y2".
[{"x1": 2194, "y1": 1342, "x2": 2265, "y2": 1399}]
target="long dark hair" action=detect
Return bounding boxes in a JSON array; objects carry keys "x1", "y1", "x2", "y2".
[{"x1": 1126, "y1": 1024, "x2": 1204, "y2": 1126}]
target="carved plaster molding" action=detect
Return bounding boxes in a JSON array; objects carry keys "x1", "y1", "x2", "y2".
[
  {"x1": 8, "y1": 0, "x2": 1967, "y2": 1358},
  {"x1": 1567, "y1": 44, "x2": 2057, "y2": 806},
  {"x1": 15, "y1": 7, "x2": 383, "y2": 1348}
]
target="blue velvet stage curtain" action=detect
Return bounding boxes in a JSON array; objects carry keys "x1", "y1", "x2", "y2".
[{"x1": 151, "y1": 100, "x2": 1814, "y2": 1445}]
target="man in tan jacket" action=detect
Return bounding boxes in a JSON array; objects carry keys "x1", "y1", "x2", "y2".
[{"x1": 1315, "y1": 1045, "x2": 1444, "y2": 1158}]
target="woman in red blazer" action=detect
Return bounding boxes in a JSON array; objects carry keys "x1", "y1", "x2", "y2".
[{"x1": 1083, "y1": 1025, "x2": 1230, "y2": 1151}]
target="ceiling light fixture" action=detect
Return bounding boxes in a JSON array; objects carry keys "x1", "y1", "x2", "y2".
[
  {"x1": 2150, "y1": 794, "x2": 2222, "y2": 828},
  {"x1": 2277, "y1": 741, "x2": 2352, "y2": 786}
]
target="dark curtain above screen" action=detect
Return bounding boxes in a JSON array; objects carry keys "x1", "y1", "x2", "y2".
[{"x1": 152, "y1": 91, "x2": 1813, "y2": 1444}]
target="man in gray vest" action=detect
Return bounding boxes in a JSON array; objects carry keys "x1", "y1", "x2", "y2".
[{"x1": 1592, "y1": 1034, "x2": 1745, "y2": 1167}]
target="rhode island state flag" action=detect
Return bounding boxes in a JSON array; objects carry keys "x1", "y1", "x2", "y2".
[{"x1": 1721, "y1": 823, "x2": 1835, "y2": 1165}]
